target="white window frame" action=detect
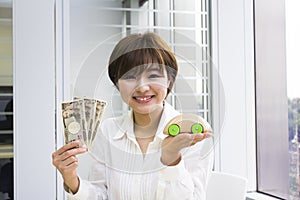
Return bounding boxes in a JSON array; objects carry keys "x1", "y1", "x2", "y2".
[{"x1": 210, "y1": 0, "x2": 256, "y2": 192}]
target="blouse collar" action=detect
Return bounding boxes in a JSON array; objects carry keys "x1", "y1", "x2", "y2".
[{"x1": 112, "y1": 101, "x2": 179, "y2": 141}]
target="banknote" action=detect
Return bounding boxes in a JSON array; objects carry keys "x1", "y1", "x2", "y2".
[
  {"x1": 89, "y1": 99, "x2": 107, "y2": 147},
  {"x1": 83, "y1": 98, "x2": 97, "y2": 146},
  {"x1": 62, "y1": 97, "x2": 107, "y2": 149},
  {"x1": 61, "y1": 99, "x2": 86, "y2": 146}
]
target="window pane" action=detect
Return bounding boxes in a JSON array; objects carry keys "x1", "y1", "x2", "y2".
[
  {"x1": 0, "y1": 2, "x2": 13, "y2": 199},
  {"x1": 254, "y1": 0, "x2": 289, "y2": 198},
  {"x1": 286, "y1": 0, "x2": 300, "y2": 199}
]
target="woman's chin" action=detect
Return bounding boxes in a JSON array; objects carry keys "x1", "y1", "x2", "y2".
[{"x1": 133, "y1": 103, "x2": 163, "y2": 115}]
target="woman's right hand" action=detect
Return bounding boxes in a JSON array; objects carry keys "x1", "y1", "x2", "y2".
[
  {"x1": 52, "y1": 140, "x2": 87, "y2": 193},
  {"x1": 161, "y1": 131, "x2": 211, "y2": 166}
]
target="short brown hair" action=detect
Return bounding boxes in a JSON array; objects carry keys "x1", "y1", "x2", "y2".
[{"x1": 108, "y1": 32, "x2": 178, "y2": 95}]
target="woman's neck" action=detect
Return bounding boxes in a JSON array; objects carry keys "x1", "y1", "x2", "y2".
[{"x1": 133, "y1": 104, "x2": 164, "y2": 139}]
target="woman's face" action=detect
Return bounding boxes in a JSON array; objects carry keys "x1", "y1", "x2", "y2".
[{"x1": 117, "y1": 64, "x2": 170, "y2": 115}]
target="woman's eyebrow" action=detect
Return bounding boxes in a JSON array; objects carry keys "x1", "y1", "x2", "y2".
[{"x1": 146, "y1": 64, "x2": 161, "y2": 72}]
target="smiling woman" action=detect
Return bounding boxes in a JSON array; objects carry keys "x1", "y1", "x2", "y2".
[
  {"x1": 55, "y1": 0, "x2": 213, "y2": 199},
  {"x1": 52, "y1": 32, "x2": 214, "y2": 200}
]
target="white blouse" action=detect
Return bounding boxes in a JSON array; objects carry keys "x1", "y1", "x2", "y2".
[{"x1": 66, "y1": 102, "x2": 214, "y2": 200}]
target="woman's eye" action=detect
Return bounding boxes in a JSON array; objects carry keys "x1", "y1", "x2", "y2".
[
  {"x1": 148, "y1": 74, "x2": 161, "y2": 78},
  {"x1": 122, "y1": 75, "x2": 136, "y2": 80}
]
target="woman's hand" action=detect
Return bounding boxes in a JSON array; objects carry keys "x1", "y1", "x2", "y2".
[
  {"x1": 52, "y1": 140, "x2": 87, "y2": 193},
  {"x1": 161, "y1": 131, "x2": 211, "y2": 166}
]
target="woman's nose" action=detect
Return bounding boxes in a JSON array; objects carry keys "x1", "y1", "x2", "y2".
[{"x1": 136, "y1": 77, "x2": 150, "y2": 92}]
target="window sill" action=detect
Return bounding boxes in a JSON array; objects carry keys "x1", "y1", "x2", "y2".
[{"x1": 246, "y1": 192, "x2": 281, "y2": 200}]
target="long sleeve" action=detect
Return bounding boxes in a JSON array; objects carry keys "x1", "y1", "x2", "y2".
[
  {"x1": 156, "y1": 139, "x2": 214, "y2": 200},
  {"x1": 65, "y1": 173, "x2": 107, "y2": 200},
  {"x1": 65, "y1": 128, "x2": 109, "y2": 200}
]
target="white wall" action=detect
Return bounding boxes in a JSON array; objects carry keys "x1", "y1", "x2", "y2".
[{"x1": 14, "y1": 0, "x2": 56, "y2": 199}]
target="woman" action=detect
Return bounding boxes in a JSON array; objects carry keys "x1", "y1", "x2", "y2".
[{"x1": 52, "y1": 32, "x2": 213, "y2": 200}]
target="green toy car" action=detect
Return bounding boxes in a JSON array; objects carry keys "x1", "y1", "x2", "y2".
[{"x1": 163, "y1": 113, "x2": 210, "y2": 136}]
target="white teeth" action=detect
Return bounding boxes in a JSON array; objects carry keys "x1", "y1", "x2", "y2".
[{"x1": 136, "y1": 97, "x2": 151, "y2": 101}]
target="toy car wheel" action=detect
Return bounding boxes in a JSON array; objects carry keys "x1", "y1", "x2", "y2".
[
  {"x1": 191, "y1": 123, "x2": 203, "y2": 134},
  {"x1": 168, "y1": 124, "x2": 180, "y2": 136}
]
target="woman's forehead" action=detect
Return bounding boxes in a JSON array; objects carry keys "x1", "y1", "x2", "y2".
[{"x1": 123, "y1": 63, "x2": 165, "y2": 74}]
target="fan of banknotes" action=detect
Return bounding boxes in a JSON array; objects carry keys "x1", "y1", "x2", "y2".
[{"x1": 61, "y1": 97, "x2": 107, "y2": 150}]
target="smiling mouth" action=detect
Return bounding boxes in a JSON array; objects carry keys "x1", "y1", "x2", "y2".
[{"x1": 133, "y1": 96, "x2": 154, "y2": 103}]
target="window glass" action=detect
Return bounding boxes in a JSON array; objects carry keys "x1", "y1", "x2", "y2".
[
  {"x1": 0, "y1": 1, "x2": 13, "y2": 199},
  {"x1": 286, "y1": 0, "x2": 300, "y2": 199},
  {"x1": 254, "y1": 0, "x2": 289, "y2": 198}
]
